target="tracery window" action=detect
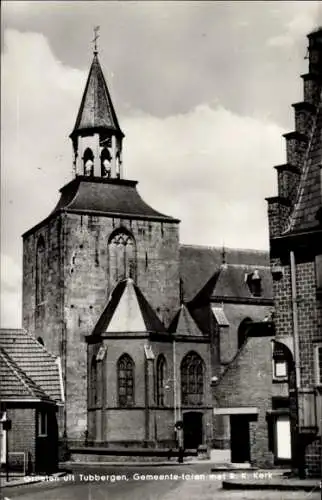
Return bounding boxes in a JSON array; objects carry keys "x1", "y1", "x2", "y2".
[
  {"x1": 181, "y1": 352, "x2": 204, "y2": 406},
  {"x1": 109, "y1": 230, "x2": 137, "y2": 284},
  {"x1": 36, "y1": 236, "x2": 45, "y2": 305},
  {"x1": 117, "y1": 354, "x2": 134, "y2": 407},
  {"x1": 156, "y1": 355, "x2": 166, "y2": 406}
]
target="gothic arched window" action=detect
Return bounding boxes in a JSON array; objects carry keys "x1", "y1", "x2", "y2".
[
  {"x1": 83, "y1": 147, "x2": 94, "y2": 176},
  {"x1": 109, "y1": 230, "x2": 137, "y2": 284},
  {"x1": 156, "y1": 355, "x2": 166, "y2": 406},
  {"x1": 36, "y1": 236, "x2": 45, "y2": 305},
  {"x1": 181, "y1": 352, "x2": 204, "y2": 406},
  {"x1": 90, "y1": 355, "x2": 97, "y2": 407},
  {"x1": 117, "y1": 354, "x2": 134, "y2": 407}
]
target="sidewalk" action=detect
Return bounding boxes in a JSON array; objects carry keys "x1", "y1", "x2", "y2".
[
  {"x1": 222, "y1": 470, "x2": 321, "y2": 492},
  {"x1": 0, "y1": 471, "x2": 66, "y2": 489}
]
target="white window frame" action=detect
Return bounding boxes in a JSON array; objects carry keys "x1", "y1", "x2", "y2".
[
  {"x1": 38, "y1": 411, "x2": 47, "y2": 437},
  {"x1": 273, "y1": 359, "x2": 288, "y2": 379},
  {"x1": 314, "y1": 343, "x2": 322, "y2": 387}
]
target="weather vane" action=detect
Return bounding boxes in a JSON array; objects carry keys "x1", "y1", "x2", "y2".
[{"x1": 92, "y1": 26, "x2": 100, "y2": 54}]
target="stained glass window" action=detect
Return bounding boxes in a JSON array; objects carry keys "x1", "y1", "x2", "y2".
[
  {"x1": 118, "y1": 354, "x2": 135, "y2": 407},
  {"x1": 181, "y1": 352, "x2": 204, "y2": 406}
]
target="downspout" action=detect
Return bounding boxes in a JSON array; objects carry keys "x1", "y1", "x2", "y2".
[
  {"x1": 144, "y1": 357, "x2": 149, "y2": 445},
  {"x1": 290, "y1": 250, "x2": 301, "y2": 389},
  {"x1": 173, "y1": 338, "x2": 177, "y2": 435},
  {"x1": 290, "y1": 250, "x2": 304, "y2": 477}
]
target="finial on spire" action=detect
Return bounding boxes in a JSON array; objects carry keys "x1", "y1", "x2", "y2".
[
  {"x1": 92, "y1": 26, "x2": 100, "y2": 55},
  {"x1": 221, "y1": 242, "x2": 228, "y2": 269}
]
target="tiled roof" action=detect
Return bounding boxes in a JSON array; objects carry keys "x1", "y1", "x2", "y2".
[
  {"x1": 190, "y1": 264, "x2": 273, "y2": 304},
  {"x1": 0, "y1": 347, "x2": 53, "y2": 402},
  {"x1": 91, "y1": 279, "x2": 166, "y2": 336},
  {"x1": 285, "y1": 92, "x2": 322, "y2": 233},
  {"x1": 179, "y1": 245, "x2": 270, "y2": 302},
  {"x1": 49, "y1": 177, "x2": 178, "y2": 223},
  {"x1": 70, "y1": 53, "x2": 124, "y2": 139},
  {"x1": 0, "y1": 329, "x2": 63, "y2": 403},
  {"x1": 168, "y1": 304, "x2": 204, "y2": 336}
]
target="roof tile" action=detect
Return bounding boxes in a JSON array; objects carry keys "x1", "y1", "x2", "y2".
[{"x1": 0, "y1": 329, "x2": 63, "y2": 403}]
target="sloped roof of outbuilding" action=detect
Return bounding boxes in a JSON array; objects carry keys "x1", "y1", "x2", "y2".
[
  {"x1": 0, "y1": 347, "x2": 54, "y2": 403},
  {"x1": 179, "y1": 245, "x2": 270, "y2": 302},
  {"x1": 0, "y1": 329, "x2": 64, "y2": 403},
  {"x1": 91, "y1": 278, "x2": 167, "y2": 336}
]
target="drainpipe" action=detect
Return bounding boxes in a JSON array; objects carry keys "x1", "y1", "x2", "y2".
[
  {"x1": 144, "y1": 357, "x2": 149, "y2": 446},
  {"x1": 290, "y1": 250, "x2": 304, "y2": 477},
  {"x1": 290, "y1": 251, "x2": 301, "y2": 389},
  {"x1": 173, "y1": 339, "x2": 177, "y2": 441}
]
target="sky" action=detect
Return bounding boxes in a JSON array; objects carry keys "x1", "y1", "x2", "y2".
[{"x1": 1, "y1": 1, "x2": 322, "y2": 328}]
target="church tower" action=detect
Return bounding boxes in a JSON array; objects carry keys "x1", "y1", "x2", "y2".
[{"x1": 22, "y1": 44, "x2": 180, "y2": 441}]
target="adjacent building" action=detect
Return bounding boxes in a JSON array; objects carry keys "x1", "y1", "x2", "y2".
[
  {"x1": 0, "y1": 329, "x2": 64, "y2": 473},
  {"x1": 266, "y1": 27, "x2": 322, "y2": 478}
]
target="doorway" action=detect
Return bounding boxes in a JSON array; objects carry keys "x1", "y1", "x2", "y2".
[
  {"x1": 183, "y1": 412, "x2": 203, "y2": 449},
  {"x1": 275, "y1": 414, "x2": 291, "y2": 461},
  {"x1": 230, "y1": 415, "x2": 251, "y2": 463}
]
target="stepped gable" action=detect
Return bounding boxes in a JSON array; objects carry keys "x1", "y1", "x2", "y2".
[
  {"x1": 0, "y1": 347, "x2": 54, "y2": 402},
  {"x1": 285, "y1": 94, "x2": 322, "y2": 234},
  {"x1": 179, "y1": 245, "x2": 270, "y2": 302},
  {"x1": 0, "y1": 329, "x2": 64, "y2": 403},
  {"x1": 91, "y1": 278, "x2": 167, "y2": 336},
  {"x1": 267, "y1": 27, "x2": 322, "y2": 240}
]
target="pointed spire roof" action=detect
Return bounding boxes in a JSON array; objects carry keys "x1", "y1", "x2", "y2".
[
  {"x1": 168, "y1": 304, "x2": 203, "y2": 337},
  {"x1": 70, "y1": 53, "x2": 124, "y2": 140},
  {"x1": 91, "y1": 279, "x2": 166, "y2": 335}
]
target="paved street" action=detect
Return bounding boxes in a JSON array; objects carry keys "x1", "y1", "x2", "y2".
[{"x1": 1, "y1": 464, "x2": 320, "y2": 500}]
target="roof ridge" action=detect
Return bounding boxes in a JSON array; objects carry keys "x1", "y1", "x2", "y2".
[
  {"x1": 221, "y1": 263, "x2": 270, "y2": 269},
  {"x1": 180, "y1": 244, "x2": 268, "y2": 253},
  {"x1": 285, "y1": 89, "x2": 322, "y2": 234},
  {"x1": 0, "y1": 348, "x2": 47, "y2": 399}
]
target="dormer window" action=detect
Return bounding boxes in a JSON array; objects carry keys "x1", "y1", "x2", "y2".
[{"x1": 246, "y1": 270, "x2": 262, "y2": 297}]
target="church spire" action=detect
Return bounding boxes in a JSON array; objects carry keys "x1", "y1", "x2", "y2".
[{"x1": 70, "y1": 31, "x2": 124, "y2": 179}]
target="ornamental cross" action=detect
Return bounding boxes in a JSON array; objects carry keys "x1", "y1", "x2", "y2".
[{"x1": 92, "y1": 26, "x2": 100, "y2": 54}]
